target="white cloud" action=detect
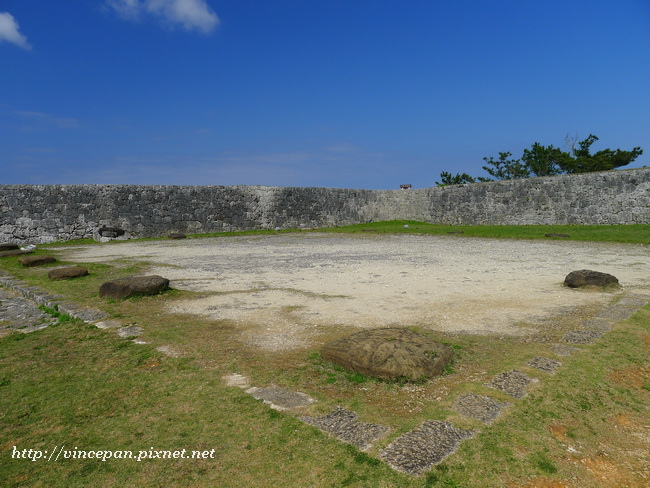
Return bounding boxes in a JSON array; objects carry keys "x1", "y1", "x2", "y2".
[
  {"x1": 107, "y1": 0, "x2": 219, "y2": 34},
  {"x1": 0, "y1": 12, "x2": 31, "y2": 50},
  {"x1": 106, "y1": 0, "x2": 141, "y2": 21}
]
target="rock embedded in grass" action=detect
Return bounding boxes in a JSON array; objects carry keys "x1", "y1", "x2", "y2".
[
  {"x1": 0, "y1": 243, "x2": 20, "y2": 252},
  {"x1": 17, "y1": 255, "x2": 57, "y2": 267},
  {"x1": 486, "y1": 370, "x2": 535, "y2": 399},
  {"x1": 564, "y1": 269, "x2": 619, "y2": 289},
  {"x1": 527, "y1": 356, "x2": 562, "y2": 374},
  {"x1": 99, "y1": 275, "x2": 170, "y2": 299},
  {"x1": 246, "y1": 385, "x2": 314, "y2": 411},
  {"x1": 321, "y1": 327, "x2": 453, "y2": 381},
  {"x1": 380, "y1": 420, "x2": 474, "y2": 476},
  {"x1": 453, "y1": 393, "x2": 509, "y2": 424},
  {"x1": 300, "y1": 406, "x2": 389, "y2": 450},
  {"x1": 48, "y1": 266, "x2": 89, "y2": 280}
]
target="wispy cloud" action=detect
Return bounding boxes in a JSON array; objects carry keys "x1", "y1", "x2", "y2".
[
  {"x1": 0, "y1": 12, "x2": 31, "y2": 50},
  {"x1": 106, "y1": 0, "x2": 219, "y2": 34},
  {"x1": 105, "y1": 0, "x2": 141, "y2": 21},
  {"x1": 13, "y1": 110, "x2": 80, "y2": 129}
]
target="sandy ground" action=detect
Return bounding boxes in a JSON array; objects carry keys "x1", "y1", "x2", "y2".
[{"x1": 56, "y1": 233, "x2": 650, "y2": 350}]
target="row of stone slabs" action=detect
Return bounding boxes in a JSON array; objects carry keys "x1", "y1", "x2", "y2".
[
  {"x1": 0, "y1": 273, "x2": 177, "y2": 354},
  {"x1": 1, "y1": 272, "x2": 647, "y2": 477},
  {"x1": 226, "y1": 292, "x2": 648, "y2": 477}
]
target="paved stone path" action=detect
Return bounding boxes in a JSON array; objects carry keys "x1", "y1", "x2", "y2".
[
  {"x1": 0, "y1": 287, "x2": 56, "y2": 335},
  {"x1": 301, "y1": 407, "x2": 390, "y2": 450},
  {"x1": 452, "y1": 393, "x2": 509, "y2": 424},
  {"x1": 380, "y1": 420, "x2": 474, "y2": 476}
]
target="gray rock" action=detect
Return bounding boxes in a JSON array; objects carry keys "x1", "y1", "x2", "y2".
[
  {"x1": 380, "y1": 420, "x2": 474, "y2": 476},
  {"x1": 118, "y1": 326, "x2": 143, "y2": 338},
  {"x1": 99, "y1": 275, "x2": 170, "y2": 299},
  {"x1": 301, "y1": 407, "x2": 390, "y2": 450},
  {"x1": 321, "y1": 328, "x2": 454, "y2": 381},
  {"x1": 246, "y1": 385, "x2": 314, "y2": 411},
  {"x1": 562, "y1": 329, "x2": 603, "y2": 344},
  {"x1": 0, "y1": 288, "x2": 56, "y2": 334},
  {"x1": 69, "y1": 308, "x2": 109, "y2": 323},
  {"x1": 564, "y1": 269, "x2": 619, "y2": 289},
  {"x1": 527, "y1": 357, "x2": 562, "y2": 374},
  {"x1": 98, "y1": 226, "x2": 125, "y2": 238},
  {"x1": 453, "y1": 393, "x2": 509, "y2": 424},
  {"x1": 485, "y1": 370, "x2": 535, "y2": 399}
]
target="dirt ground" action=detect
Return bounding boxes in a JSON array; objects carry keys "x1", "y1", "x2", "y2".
[{"x1": 56, "y1": 233, "x2": 650, "y2": 351}]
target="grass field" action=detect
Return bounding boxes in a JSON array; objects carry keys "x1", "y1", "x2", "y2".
[
  {"x1": 1, "y1": 222, "x2": 648, "y2": 487},
  {"x1": 36, "y1": 220, "x2": 650, "y2": 247}
]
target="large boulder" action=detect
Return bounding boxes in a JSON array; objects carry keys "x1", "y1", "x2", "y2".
[
  {"x1": 48, "y1": 266, "x2": 89, "y2": 280},
  {"x1": 0, "y1": 244, "x2": 19, "y2": 252},
  {"x1": 321, "y1": 328, "x2": 454, "y2": 381},
  {"x1": 99, "y1": 275, "x2": 170, "y2": 299},
  {"x1": 18, "y1": 255, "x2": 57, "y2": 267},
  {"x1": 564, "y1": 269, "x2": 619, "y2": 289},
  {"x1": 98, "y1": 226, "x2": 125, "y2": 238}
]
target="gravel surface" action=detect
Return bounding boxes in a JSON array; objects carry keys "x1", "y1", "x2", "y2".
[
  {"x1": 300, "y1": 406, "x2": 390, "y2": 450},
  {"x1": 452, "y1": 393, "x2": 509, "y2": 423},
  {"x1": 54, "y1": 233, "x2": 650, "y2": 351},
  {"x1": 527, "y1": 356, "x2": 562, "y2": 374},
  {"x1": 562, "y1": 330, "x2": 604, "y2": 344},
  {"x1": 485, "y1": 370, "x2": 536, "y2": 399},
  {"x1": 552, "y1": 344, "x2": 577, "y2": 356},
  {"x1": 380, "y1": 420, "x2": 474, "y2": 476}
]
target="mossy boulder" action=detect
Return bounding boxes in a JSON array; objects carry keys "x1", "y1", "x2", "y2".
[{"x1": 321, "y1": 328, "x2": 453, "y2": 381}]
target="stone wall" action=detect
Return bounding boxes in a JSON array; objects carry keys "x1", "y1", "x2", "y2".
[
  {"x1": 427, "y1": 168, "x2": 650, "y2": 225},
  {"x1": 0, "y1": 168, "x2": 648, "y2": 244}
]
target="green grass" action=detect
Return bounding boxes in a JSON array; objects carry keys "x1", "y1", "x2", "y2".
[
  {"x1": 1, "y1": 223, "x2": 649, "y2": 487},
  {"x1": 314, "y1": 220, "x2": 650, "y2": 244},
  {"x1": 37, "y1": 220, "x2": 650, "y2": 247}
]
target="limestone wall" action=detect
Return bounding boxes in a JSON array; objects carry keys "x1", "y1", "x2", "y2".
[
  {"x1": 0, "y1": 168, "x2": 648, "y2": 244},
  {"x1": 427, "y1": 168, "x2": 650, "y2": 225}
]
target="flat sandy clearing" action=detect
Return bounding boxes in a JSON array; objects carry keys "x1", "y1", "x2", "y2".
[{"x1": 57, "y1": 234, "x2": 650, "y2": 350}]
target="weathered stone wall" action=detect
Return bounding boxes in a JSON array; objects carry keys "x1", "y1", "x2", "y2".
[
  {"x1": 0, "y1": 168, "x2": 648, "y2": 244},
  {"x1": 427, "y1": 168, "x2": 650, "y2": 225}
]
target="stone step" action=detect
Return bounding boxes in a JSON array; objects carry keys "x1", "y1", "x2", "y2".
[{"x1": 380, "y1": 420, "x2": 474, "y2": 476}]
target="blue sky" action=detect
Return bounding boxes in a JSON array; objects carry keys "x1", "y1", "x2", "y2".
[{"x1": 1, "y1": 0, "x2": 649, "y2": 189}]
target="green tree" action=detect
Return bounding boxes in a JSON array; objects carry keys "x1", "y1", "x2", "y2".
[
  {"x1": 560, "y1": 134, "x2": 643, "y2": 174},
  {"x1": 521, "y1": 142, "x2": 570, "y2": 176},
  {"x1": 435, "y1": 172, "x2": 476, "y2": 186},
  {"x1": 436, "y1": 134, "x2": 643, "y2": 185},
  {"x1": 481, "y1": 152, "x2": 530, "y2": 180}
]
